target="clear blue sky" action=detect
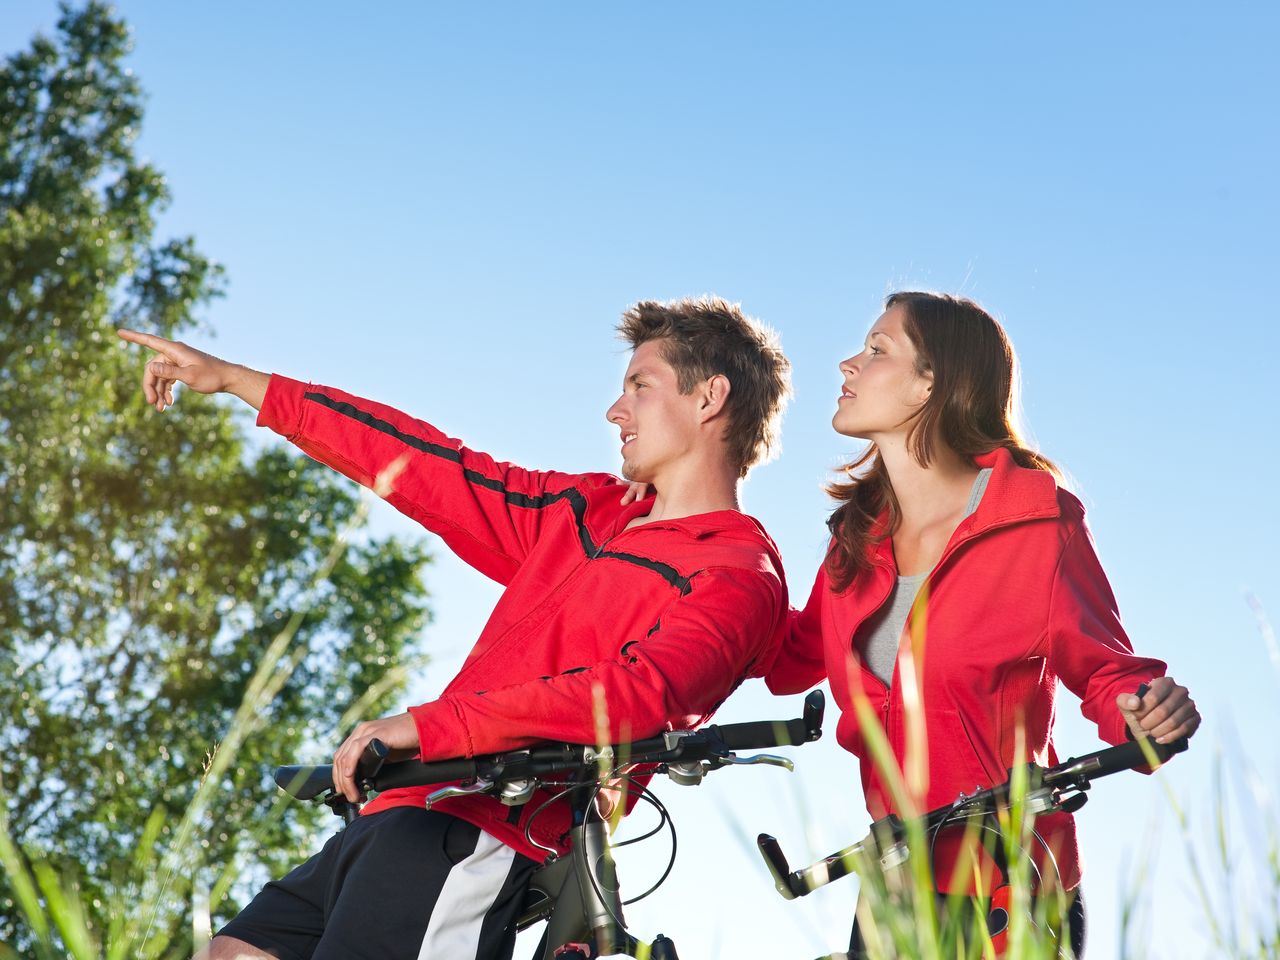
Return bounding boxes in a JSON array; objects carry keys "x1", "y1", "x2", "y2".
[{"x1": 6, "y1": 2, "x2": 1278, "y2": 956}]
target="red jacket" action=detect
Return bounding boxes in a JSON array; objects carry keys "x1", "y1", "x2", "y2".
[
  {"x1": 258, "y1": 375, "x2": 788, "y2": 861},
  {"x1": 766, "y1": 448, "x2": 1166, "y2": 891}
]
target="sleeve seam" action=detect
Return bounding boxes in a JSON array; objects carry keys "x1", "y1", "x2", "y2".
[{"x1": 1039, "y1": 522, "x2": 1082, "y2": 659}]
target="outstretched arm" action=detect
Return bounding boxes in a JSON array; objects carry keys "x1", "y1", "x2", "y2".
[
  {"x1": 122, "y1": 329, "x2": 606, "y2": 580},
  {"x1": 117, "y1": 329, "x2": 269, "y2": 411}
]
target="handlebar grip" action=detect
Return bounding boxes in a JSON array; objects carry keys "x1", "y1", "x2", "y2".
[
  {"x1": 273, "y1": 739, "x2": 390, "y2": 802},
  {"x1": 1050, "y1": 735, "x2": 1188, "y2": 783},
  {"x1": 274, "y1": 764, "x2": 334, "y2": 800},
  {"x1": 713, "y1": 718, "x2": 808, "y2": 749},
  {"x1": 710, "y1": 691, "x2": 826, "y2": 750},
  {"x1": 274, "y1": 755, "x2": 484, "y2": 799},
  {"x1": 371, "y1": 756, "x2": 480, "y2": 791}
]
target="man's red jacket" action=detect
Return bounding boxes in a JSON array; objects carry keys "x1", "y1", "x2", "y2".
[
  {"x1": 258, "y1": 376, "x2": 788, "y2": 861},
  {"x1": 766, "y1": 447, "x2": 1167, "y2": 892}
]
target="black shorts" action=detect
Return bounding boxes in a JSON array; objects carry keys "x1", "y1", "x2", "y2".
[{"x1": 218, "y1": 807, "x2": 539, "y2": 960}]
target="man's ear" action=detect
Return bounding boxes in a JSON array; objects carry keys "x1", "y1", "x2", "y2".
[{"x1": 697, "y1": 374, "x2": 732, "y2": 423}]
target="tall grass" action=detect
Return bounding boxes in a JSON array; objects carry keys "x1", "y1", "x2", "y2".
[
  {"x1": 2, "y1": 547, "x2": 1276, "y2": 958},
  {"x1": 0, "y1": 472, "x2": 392, "y2": 959}
]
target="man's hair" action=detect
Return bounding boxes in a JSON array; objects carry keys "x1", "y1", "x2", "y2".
[{"x1": 617, "y1": 296, "x2": 791, "y2": 479}]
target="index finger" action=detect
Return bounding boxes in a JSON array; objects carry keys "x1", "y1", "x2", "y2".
[{"x1": 117, "y1": 329, "x2": 174, "y2": 351}]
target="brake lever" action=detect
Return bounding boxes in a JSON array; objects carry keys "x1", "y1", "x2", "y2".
[
  {"x1": 423, "y1": 778, "x2": 495, "y2": 809},
  {"x1": 721, "y1": 752, "x2": 794, "y2": 772},
  {"x1": 422, "y1": 783, "x2": 496, "y2": 814}
]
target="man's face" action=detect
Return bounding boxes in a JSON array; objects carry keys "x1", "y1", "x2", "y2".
[{"x1": 604, "y1": 339, "x2": 703, "y2": 483}]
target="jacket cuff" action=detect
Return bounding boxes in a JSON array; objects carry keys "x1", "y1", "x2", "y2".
[
  {"x1": 1106, "y1": 708, "x2": 1132, "y2": 746},
  {"x1": 408, "y1": 697, "x2": 473, "y2": 762},
  {"x1": 255, "y1": 374, "x2": 308, "y2": 439}
]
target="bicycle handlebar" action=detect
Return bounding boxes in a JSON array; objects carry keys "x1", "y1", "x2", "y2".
[
  {"x1": 705, "y1": 690, "x2": 825, "y2": 750},
  {"x1": 274, "y1": 690, "x2": 825, "y2": 810},
  {"x1": 1044, "y1": 733, "x2": 1187, "y2": 784},
  {"x1": 758, "y1": 731, "x2": 1188, "y2": 900}
]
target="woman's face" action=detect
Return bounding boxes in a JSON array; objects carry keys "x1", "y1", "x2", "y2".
[{"x1": 832, "y1": 305, "x2": 933, "y2": 441}]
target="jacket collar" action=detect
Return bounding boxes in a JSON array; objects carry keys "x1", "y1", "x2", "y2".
[
  {"x1": 868, "y1": 446, "x2": 1061, "y2": 572},
  {"x1": 963, "y1": 447, "x2": 1061, "y2": 535}
]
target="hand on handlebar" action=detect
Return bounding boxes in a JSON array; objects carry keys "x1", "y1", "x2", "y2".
[
  {"x1": 333, "y1": 712, "x2": 419, "y2": 802},
  {"x1": 1117, "y1": 676, "x2": 1200, "y2": 744}
]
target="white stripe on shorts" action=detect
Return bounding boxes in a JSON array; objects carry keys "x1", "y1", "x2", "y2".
[{"x1": 416, "y1": 829, "x2": 518, "y2": 959}]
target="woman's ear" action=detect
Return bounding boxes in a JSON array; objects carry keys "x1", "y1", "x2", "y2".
[
  {"x1": 698, "y1": 374, "x2": 732, "y2": 422},
  {"x1": 914, "y1": 368, "x2": 934, "y2": 405}
]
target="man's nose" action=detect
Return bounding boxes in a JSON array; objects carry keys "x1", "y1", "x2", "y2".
[{"x1": 605, "y1": 395, "x2": 626, "y2": 423}]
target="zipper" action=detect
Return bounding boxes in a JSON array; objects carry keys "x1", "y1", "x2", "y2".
[{"x1": 590, "y1": 517, "x2": 645, "y2": 558}]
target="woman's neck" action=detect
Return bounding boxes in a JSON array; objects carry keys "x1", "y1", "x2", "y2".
[{"x1": 876, "y1": 434, "x2": 980, "y2": 530}]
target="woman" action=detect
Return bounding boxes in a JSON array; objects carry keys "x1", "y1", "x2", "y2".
[{"x1": 766, "y1": 292, "x2": 1201, "y2": 956}]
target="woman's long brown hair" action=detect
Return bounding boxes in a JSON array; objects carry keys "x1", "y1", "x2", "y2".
[{"x1": 825, "y1": 292, "x2": 1059, "y2": 592}]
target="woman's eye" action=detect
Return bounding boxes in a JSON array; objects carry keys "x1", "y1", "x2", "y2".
[{"x1": 868, "y1": 345, "x2": 883, "y2": 356}]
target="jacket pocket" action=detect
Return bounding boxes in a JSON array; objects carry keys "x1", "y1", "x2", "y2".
[
  {"x1": 951, "y1": 708, "x2": 1005, "y2": 788},
  {"x1": 918, "y1": 707, "x2": 999, "y2": 807}
]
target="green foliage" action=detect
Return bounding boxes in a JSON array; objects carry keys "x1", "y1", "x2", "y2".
[{"x1": 0, "y1": 4, "x2": 431, "y2": 956}]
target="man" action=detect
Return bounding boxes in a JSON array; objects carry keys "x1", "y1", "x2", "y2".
[{"x1": 119, "y1": 296, "x2": 792, "y2": 960}]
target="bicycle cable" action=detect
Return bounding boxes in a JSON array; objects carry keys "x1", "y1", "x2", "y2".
[
  {"x1": 925, "y1": 785, "x2": 1074, "y2": 899},
  {"x1": 615, "y1": 776, "x2": 678, "y2": 905},
  {"x1": 926, "y1": 812, "x2": 1045, "y2": 895},
  {"x1": 523, "y1": 781, "x2": 588, "y2": 861},
  {"x1": 608, "y1": 768, "x2": 672, "y2": 850},
  {"x1": 583, "y1": 775, "x2": 679, "y2": 913}
]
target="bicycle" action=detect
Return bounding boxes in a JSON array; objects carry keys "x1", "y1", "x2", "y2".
[
  {"x1": 757, "y1": 687, "x2": 1189, "y2": 958},
  {"x1": 274, "y1": 690, "x2": 826, "y2": 960}
]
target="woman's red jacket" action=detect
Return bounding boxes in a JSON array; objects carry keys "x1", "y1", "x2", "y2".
[{"x1": 766, "y1": 448, "x2": 1167, "y2": 891}]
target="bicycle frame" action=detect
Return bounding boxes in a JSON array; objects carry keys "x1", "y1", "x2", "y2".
[{"x1": 516, "y1": 787, "x2": 676, "y2": 960}]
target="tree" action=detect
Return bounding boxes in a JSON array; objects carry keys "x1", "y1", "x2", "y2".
[{"x1": 0, "y1": 5, "x2": 432, "y2": 956}]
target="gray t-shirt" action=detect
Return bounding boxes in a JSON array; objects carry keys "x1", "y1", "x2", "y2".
[{"x1": 858, "y1": 468, "x2": 992, "y2": 686}]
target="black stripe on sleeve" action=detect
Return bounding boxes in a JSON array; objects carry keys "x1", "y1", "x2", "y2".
[
  {"x1": 594, "y1": 549, "x2": 692, "y2": 594},
  {"x1": 303, "y1": 390, "x2": 694, "y2": 594}
]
